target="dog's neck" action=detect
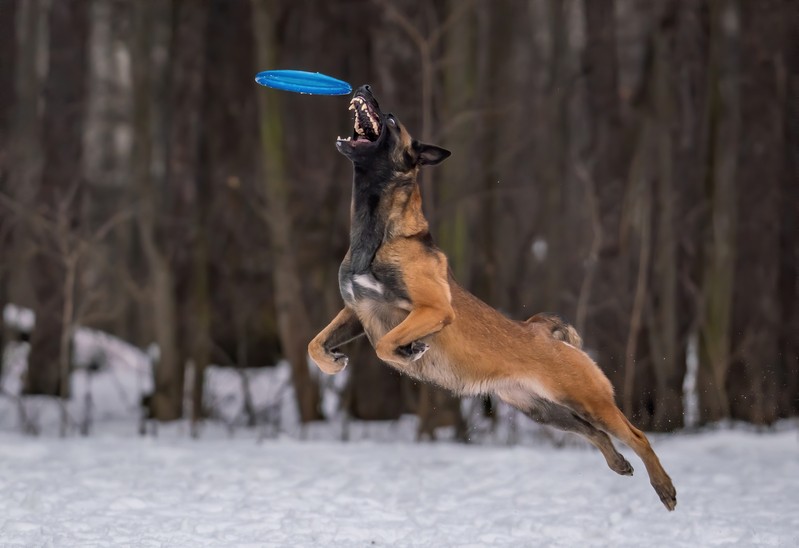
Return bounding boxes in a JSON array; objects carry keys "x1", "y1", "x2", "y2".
[{"x1": 348, "y1": 170, "x2": 429, "y2": 273}]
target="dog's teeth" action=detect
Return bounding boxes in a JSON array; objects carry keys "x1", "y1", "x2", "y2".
[
  {"x1": 360, "y1": 104, "x2": 368, "y2": 112},
  {"x1": 348, "y1": 104, "x2": 355, "y2": 111},
  {"x1": 365, "y1": 111, "x2": 378, "y2": 133}
]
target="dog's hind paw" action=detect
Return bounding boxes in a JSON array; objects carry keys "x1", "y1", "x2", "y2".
[{"x1": 396, "y1": 341, "x2": 429, "y2": 362}]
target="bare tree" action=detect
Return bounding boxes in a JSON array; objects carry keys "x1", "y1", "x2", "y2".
[
  {"x1": 6, "y1": 0, "x2": 44, "y2": 318},
  {"x1": 164, "y1": 0, "x2": 211, "y2": 434},
  {"x1": 697, "y1": 0, "x2": 740, "y2": 424},
  {"x1": 131, "y1": 0, "x2": 185, "y2": 421},
  {"x1": 251, "y1": 0, "x2": 321, "y2": 423},
  {"x1": 647, "y1": 2, "x2": 685, "y2": 430},
  {"x1": 0, "y1": 0, "x2": 15, "y2": 178},
  {"x1": 727, "y1": 0, "x2": 787, "y2": 424},
  {"x1": 777, "y1": 0, "x2": 799, "y2": 417},
  {"x1": 2, "y1": 0, "x2": 797, "y2": 435},
  {"x1": 25, "y1": 0, "x2": 90, "y2": 399},
  {"x1": 0, "y1": 0, "x2": 17, "y2": 316},
  {"x1": 581, "y1": 0, "x2": 635, "y2": 392}
]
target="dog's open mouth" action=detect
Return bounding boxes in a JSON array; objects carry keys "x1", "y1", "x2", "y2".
[{"x1": 337, "y1": 95, "x2": 382, "y2": 146}]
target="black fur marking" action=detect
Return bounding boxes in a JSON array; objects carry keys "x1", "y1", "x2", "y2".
[
  {"x1": 524, "y1": 398, "x2": 634, "y2": 476},
  {"x1": 524, "y1": 397, "x2": 595, "y2": 434},
  {"x1": 402, "y1": 150, "x2": 416, "y2": 171},
  {"x1": 348, "y1": 158, "x2": 400, "y2": 271},
  {"x1": 414, "y1": 230, "x2": 436, "y2": 252},
  {"x1": 371, "y1": 262, "x2": 410, "y2": 302},
  {"x1": 396, "y1": 341, "x2": 429, "y2": 360}
]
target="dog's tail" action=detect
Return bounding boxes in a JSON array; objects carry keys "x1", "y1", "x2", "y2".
[{"x1": 523, "y1": 313, "x2": 583, "y2": 349}]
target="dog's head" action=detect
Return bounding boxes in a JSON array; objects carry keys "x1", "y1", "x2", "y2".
[{"x1": 336, "y1": 85, "x2": 450, "y2": 177}]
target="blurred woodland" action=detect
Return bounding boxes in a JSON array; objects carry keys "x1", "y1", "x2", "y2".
[{"x1": 0, "y1": 0, "x2": 797, "y2": 436}]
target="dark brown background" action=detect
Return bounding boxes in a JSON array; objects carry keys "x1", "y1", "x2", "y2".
[{"x1": 1, "y1": 0, "x2": 796, "y2": 434}]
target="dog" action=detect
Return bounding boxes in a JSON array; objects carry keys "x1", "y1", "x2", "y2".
[{"x1": 308, "y1": 85, "x2": 676, "y2": 511}]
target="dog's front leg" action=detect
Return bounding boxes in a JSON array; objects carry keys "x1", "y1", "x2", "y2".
[
  {"x1": 308, "y1": 307, "x2": 365, "y2": 374},
  {"x1": 375, "y1": 304, "x2": 454, "y2": 366},
  {"x1": 375, "y1": 251, "x2": 455, "y2": 367}
]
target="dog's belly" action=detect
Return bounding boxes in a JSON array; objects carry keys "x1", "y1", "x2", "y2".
[{"x1": 349, "y1": 298, "x2": 471, "y2": 392}]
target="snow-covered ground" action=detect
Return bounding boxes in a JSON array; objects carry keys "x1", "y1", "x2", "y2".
[
  {"x1": 1, "y1": 312, "x2": 797, "y2": 546},
  {"x1": 0, "y1": 425, "x2": 797, "y2": 547}
]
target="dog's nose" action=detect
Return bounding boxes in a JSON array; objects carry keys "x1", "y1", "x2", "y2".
[{"x1": 354, "y1": 84, "x2": 373, "y2": 97}]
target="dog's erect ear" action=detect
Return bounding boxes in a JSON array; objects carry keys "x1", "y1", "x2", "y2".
[{"x1": 414, "y1": 142, "x2": 451, "y2": 167}]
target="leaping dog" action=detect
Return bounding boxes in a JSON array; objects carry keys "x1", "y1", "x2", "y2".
[{"x1": 308, "y1": 85, "x2": 676, "y2": 511}]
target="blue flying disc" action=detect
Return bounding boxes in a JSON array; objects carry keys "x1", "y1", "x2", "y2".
[{"x1": 255, "y1": 70, "x2": 352, "y2": 96}]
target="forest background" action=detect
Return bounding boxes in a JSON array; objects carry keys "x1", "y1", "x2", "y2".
[{"x1": 1, "y1": 0, "x2": 797, "y2": 437}]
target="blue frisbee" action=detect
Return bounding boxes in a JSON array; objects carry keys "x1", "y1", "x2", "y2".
[{"x1": 255, "y1": 70, "x2": 352, "y2": 96}]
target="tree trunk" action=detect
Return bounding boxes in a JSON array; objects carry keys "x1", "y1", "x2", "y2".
[
  {"x1": 85, "y1": 0, "x2": 139, "y2": 340},
  {"x1": 251, "y1": 0, "x2": 321, "y2": 423},
  {"x1": 165, "y1": 0, "x2": 211, "y2": 431},
  {"x1": 649, "y1": 2, "x2": 685, "y2": 430},
  {"x1": 6, "y1": 0, "x2": 43, "y2": 316},
  {"x1": 469, "y1": 0, "x2": 498, "y2": 306},
  {"x1": 581, "y1": 0, "x2": 632, "y2": 390},
  {"x1": 697, "y1": 0, "x2": 740, "y2": 424},
  {"x1": 26, "y1": 0, "x2": 90, "y2": 397},
  {"x1": 0, "y1": 0, "x2": 15, "y2": 177},
  {"x1": 540, "y1": 0, "x2": 570, "y2": 313},
  {"x1": 670, "y1": 0, "x2": 711, "y2": 428},
  {"x1": 777, "y1": 0, "x2": 799, "y2": 417},
  {"x1": 132, "y1": 0, "x2": 184, "y2": 421},
  {"x1": 0, "y1": 0, "x2": 17, "y2": 315},
  {"x1": 726, "y1": 0, "x2": 785, "y2": 425},
  {"x1": 437, "y1": 0, "x2": 475, "y2": 283}
]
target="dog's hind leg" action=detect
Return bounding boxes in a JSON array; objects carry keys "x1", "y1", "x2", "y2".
[
  {"x1": 308, "y1": 307, "x2": 365, "y2": 374},
  {"x1": 580, "y1": 401, "x2": 677, "y2": 511},
  {"x1": 522, "y1": 343, "x2": 677, "y2": 511},
  {"x1": 498, "y1": 391, "x2": 633, "y2": 476}
]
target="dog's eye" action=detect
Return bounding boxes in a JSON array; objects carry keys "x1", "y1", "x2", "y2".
[{"x1": 387, "y1": 117, "x2": 396, "y2": 127}]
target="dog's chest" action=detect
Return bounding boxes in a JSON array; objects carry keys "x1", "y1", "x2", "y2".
[
  {"x1": 339, "y1": 259, "x2": 408, "y2": 306},
  {"x1": 338, "y1": 259, "x2": 411, "y2": 336}
]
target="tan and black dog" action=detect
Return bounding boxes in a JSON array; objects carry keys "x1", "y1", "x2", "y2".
[{"x1": 308, "y1": 85, "x2": 676, "y2": 511}]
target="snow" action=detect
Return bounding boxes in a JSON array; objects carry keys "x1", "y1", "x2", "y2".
[
  {"x1": 0, "y1": 425, "x2": 797, "y2": 547},
  {"x1": 1, "y1": 327, "x2": 153, "y2": 422},
  {"x1": 1, "y1": 317, "x2": 346, "y2": 433},
  {"x1": 3, "y1": 304, "x2": 35, "y2": 332},
  {"x1": 1, "y1": 315, "x2": 797, "y2": 546}
]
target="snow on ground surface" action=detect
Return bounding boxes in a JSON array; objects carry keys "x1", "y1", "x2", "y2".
[{"x1": 0, "y1": 425, "x2": 797, "y2": 547}]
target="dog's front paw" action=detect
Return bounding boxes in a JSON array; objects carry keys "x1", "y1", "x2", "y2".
[
  {"x1": 396, "y1": 341, "x2": 430, "y2": 362},
  {"x1": 311, "y1": 346, "x2": 349, "y2": 374},
  {"x1": 328, "y1": 349, "x2": 349, "y2": 371}
]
